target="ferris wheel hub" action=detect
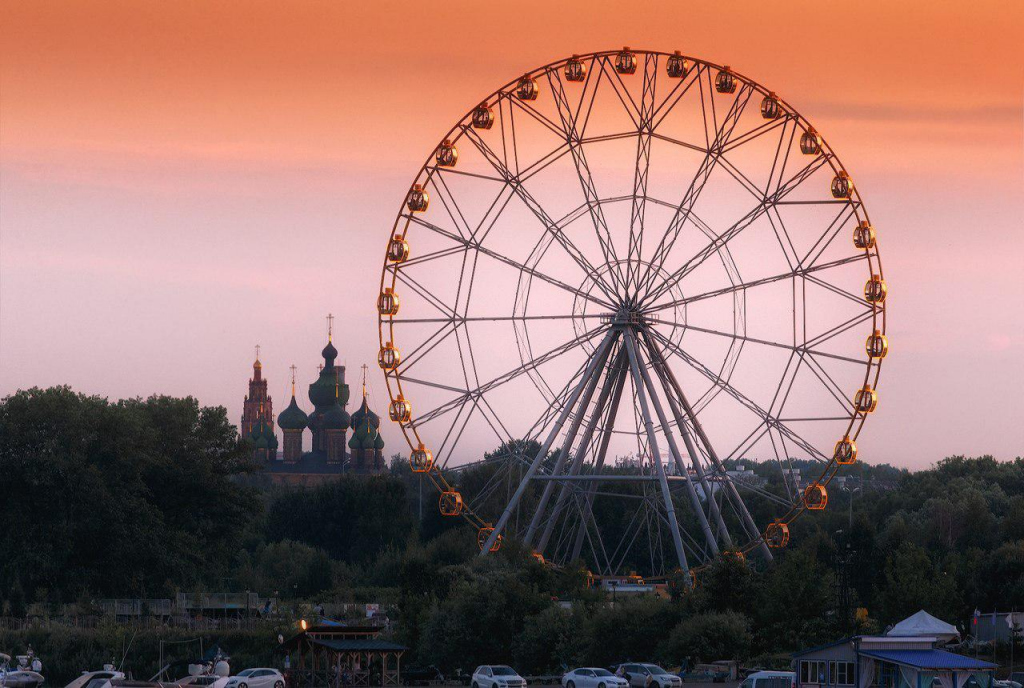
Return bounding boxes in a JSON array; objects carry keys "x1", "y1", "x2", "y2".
[{"x1": 600, "y1": 309, "x2": 660, "y2": 328}]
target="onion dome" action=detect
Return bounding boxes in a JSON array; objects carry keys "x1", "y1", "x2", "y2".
[
  {"x1": 250, "y1": 418, "x2": 276, "y2": 449},
  {"x1": 278, "y1": 396, "x2": 308, "y2": 430},
  {"x1": 373, "y1": 433, "x2": 384, "y2": 451},
  {"x1": 361, "y1": 423, "x2": 378, "y2": 450},
  {"x1": 350, "y1": 397, "x2": 380, "y2": 432},
  {"x1": 322, "y1": 340, "x2": 338, "y2": 367},
  {"x1": 348, "y1": 432, "x2": 361, "y2": 450},
  {"x1": 323, "y1": 403, "x2": 351, "y2": 430},
  {"x1": 309, "y1": 368, "x2": 339, "y2": 408}
]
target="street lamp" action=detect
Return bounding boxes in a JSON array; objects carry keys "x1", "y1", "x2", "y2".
[{"x1": 844, "y1": 485, "x2": 862, "y2": 530}]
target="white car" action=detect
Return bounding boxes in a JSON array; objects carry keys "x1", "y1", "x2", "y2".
[
  {"x1": 615, "y1": 664, "x2": 681, "y2": 688},
  {"x1": 472, "y1": 666, "x2": 527, "y2": 688},
  {"x1": 225, "y1": 669, "x2": 285, "y2": 688},
  {"x1": 563, "y1": 668, "x2": 629, "y2": 688},
  {"x1": 739, "y1": 671, "x2": 795, "y2": 688}
]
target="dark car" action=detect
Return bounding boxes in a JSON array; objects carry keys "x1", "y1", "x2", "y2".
[{"x1": 402, "y1": 667, "x2": 444, "y2": 686}]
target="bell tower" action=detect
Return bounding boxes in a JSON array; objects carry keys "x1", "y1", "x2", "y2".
[{"x1": 241, "y1": 345, "x2": 274, "y2": 438}]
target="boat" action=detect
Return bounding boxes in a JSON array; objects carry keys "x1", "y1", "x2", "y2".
[
  {"x1": 63, "y1": 666, "x2": 126, "y2": 688},
  {"x1": 1, "y1": 652, "x2": 45, "y2": 688}
]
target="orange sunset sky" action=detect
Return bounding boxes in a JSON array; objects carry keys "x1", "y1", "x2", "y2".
[{"x1": 1, "y1": 0, "x2": 1022, "y2": 468}]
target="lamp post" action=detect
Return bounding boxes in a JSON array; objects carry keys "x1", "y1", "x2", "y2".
[{"x1": 845, "y1": 485, "x2": 862, "y2": 530}]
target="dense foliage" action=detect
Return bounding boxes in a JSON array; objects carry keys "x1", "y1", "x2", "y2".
[
  {"x1": 0, "y1": 387, "x2": 257, "y2": 602},
  {"x1": 1, "y1": 387, "x2": 1021, "y2": 680}
]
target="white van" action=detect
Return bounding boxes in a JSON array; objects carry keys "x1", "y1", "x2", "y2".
[{"x1": 739, "y1": 671, "x2": 795, "y2": 688}]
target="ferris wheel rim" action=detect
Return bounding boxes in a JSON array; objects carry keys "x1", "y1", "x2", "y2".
[{"x1": 376, "y1": 49, "x2": 887, "y2": 569}]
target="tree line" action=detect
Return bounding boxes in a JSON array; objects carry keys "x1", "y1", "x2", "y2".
[{"x1": 1, "y1": 387, "x2": 1021, "y2": 675}]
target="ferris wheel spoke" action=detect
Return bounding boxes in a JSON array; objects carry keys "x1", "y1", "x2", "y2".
[
  {"x1": 806, "y1": 272, "x2": 875, "y2": 309},
  {"x1": 504, "y1": 91, "x2": 573, "y2": 141},
  {"x1": 643, "y1": 253, "x2": 869, "y2": 315},
  {"x1": 460, "y1": 126, "x2": 621, "y2": 302},
  {"x1": 393, "y1": 268, "x2": 458, "y2": 318},
  {"x1": 721, "y1": 114, "x2": 793, "y2": 156},
  {"x1": 394, "y1": 320, "x2": 460, "y2": 376},
  {"x1": 409, "y1": 324, "x2": 607, "y2": 428},
  {"x1": 404, "y1": 213, "x2": 616, "y2": 311},
  {"x1": 626, "y1": 52, "x2": 659, "y2": 295},
  {"x1": 598, "y1": 56, "x2": 642, "y2": 125},
  {"x1": 648, "y1": 328, "x2": 830, "y2": 462},
  {"x1": 395, "y1": 313, "x2": 603, "y2": 324},
  {"x1": 427, "y1": 165, "x2": 477, "y2": 240},
  {"x1": 650, "y1": 63, "x2": 705, "y2": 130},
  {"x1": 641, "y1": 152, "x2": 832, "y2": 307},
  {"x1": 800, "y1": 351, "x2": 860, "y2": 414},
  {"x1": 799, "y1": 203, "x2": 858, "y2": 269},
  {"x1": 635, "y1": 83, "x2": 756, "y2": 302},
  {"x1": 805, "y1": 307, "x2": 876, "y2": 350},
  {"x1": 716, "y1": 152, "x2": 774, "y2": 201},
  {"x1": 640, "y1": 330, "x2": 768, "y2": 557},
  {"x1": 545, "y1": 69, "x2": 630, "y2": 296}
]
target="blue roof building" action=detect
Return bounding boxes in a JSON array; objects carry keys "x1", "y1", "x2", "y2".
[{"x1": 793, "y1": 635, "x2": 996, "y2": 688}]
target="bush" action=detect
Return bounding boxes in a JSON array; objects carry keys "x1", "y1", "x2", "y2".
[{"x1": 659, "y1": 611, "x2": 752, "y2": 665}]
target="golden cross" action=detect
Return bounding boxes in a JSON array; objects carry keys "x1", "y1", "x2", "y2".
[
  {"x1": 255, "y1": 344, "x2": 261, "y2": 361},
  {"x1": 327, "y1": 313, "x2": 335, "y2": 340},
  {"x1": 361, "y1": 363, "x2": 368, "y2": 399},
  {"x1": 290, "y1": 365, "x2": 297, "y2": 396}
]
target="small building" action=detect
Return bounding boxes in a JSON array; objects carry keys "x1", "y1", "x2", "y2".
[
  {"x1": 794, "y1": 635, "x2": 996, "y2": 688},
  {"x1": 280, "y1": 621, "x2": 406, "y2": 688},
  {"x1": 974, "y1": 611, "x2": 1023, "y2": 644}
]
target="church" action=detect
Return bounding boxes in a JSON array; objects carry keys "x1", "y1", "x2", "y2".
[{"x1": 241, "y1": 318, "x2": 386, "y2": 485}]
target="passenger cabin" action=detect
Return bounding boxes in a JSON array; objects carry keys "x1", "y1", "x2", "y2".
[{"x1": 793, "y1": 635, "x2": 995, "y2": 688}]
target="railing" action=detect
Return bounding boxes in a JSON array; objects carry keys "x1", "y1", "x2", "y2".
[{"x1": 0, "y1": 616, "x2": 280, "y2": 632}]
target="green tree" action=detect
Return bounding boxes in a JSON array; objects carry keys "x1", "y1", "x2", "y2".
[
  {"x1": 0, "y1": 387, "x2": 257, "y2": 599},
  {"x1": 659, "y1": 611, "x2": 752, "y2": 665},
  {"x1": 875, "y1": 542, "x2": 960, "y2": 623}
]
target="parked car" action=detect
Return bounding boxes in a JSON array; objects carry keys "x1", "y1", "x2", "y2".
[
  {"x1": 402, "y1": 666, "x2": 444, "y2": 686},
  {"x1": 563, "y1": 668, "x2": 628, "y2": 688},
  {"x1": 615, "y1": 664, "x2": 682, "y2": 688},
  {"x1": 225, "y1": 670, "x2": 284, "y2": 688},
  {"x1": 738, "y1": 671, "x2": 795, "y2": 688},
  {"x1": 472, "y1": 667, "x2": 527, "y2": 688}
]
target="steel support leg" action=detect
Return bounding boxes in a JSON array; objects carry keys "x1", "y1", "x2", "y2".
[
  {"x1": 647, "y1": 335, "x2": 772, "y2": 561},
  {"x1": 641, "y1": 330, "x2": 733, "y2": 549},
  {"x1": 622, "y1": 329, "x2": 691, "y2": 581},
  {"x1": 536, "y1": 345, "x2": 627, "y2": 556},
  {"x1": 480, "y1": 329, "x2": 618, "y2": 555},
  {"x1": 525, "y1": 334, "x2": 616, "y2": 546},
  {"x1": 631, "y1": 329, "x2": 720, "y2": 557},
  {"x1": 570, "y1": 352, "x2": 629, "y2": 566}
]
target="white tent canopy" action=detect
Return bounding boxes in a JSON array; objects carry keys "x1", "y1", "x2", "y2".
[{"x1": 887, "y1": 610, "x2": 960, "y2": 644}]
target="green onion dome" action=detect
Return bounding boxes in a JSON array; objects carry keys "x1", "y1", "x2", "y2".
[
  {"x1": 323, "y1": 403, "x2": 351, "y2": 430},
  {"x1": 308, "y1": 370, "x2": 337, "y2": 408},
  {"x1": 251, "y1": 418, "x2": 276, "y2": 448},
  {"x1": 350, "y1": 398, "x2": 380, "y2": 432},
  {"x1": 348, "y1": 432, "x2": 361, "y2": 450},
  {"x1": 322, "y1": 340, "x2": 338, "y2": 367},
  {"x1": 278, "y1": 396, "x2": 309, "y2": 430},
  {"x1": 268, "y1": 433, "x2": 279, "y2": 450},
  {"x1": 361, "y1": 423, "x2": 378, "y2": 450},
  {"x1": 373, "y1": 433, "x2": 385, "y2": 451}
]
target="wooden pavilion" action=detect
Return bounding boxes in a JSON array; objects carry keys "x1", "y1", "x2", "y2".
[{"x1": 280, "y1": 622, "x2": 406, "y2": 688}]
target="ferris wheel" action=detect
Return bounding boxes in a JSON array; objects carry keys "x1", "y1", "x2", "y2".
[{"x1": 377, "y1": 49, "x2": 887, "y2": 585}]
